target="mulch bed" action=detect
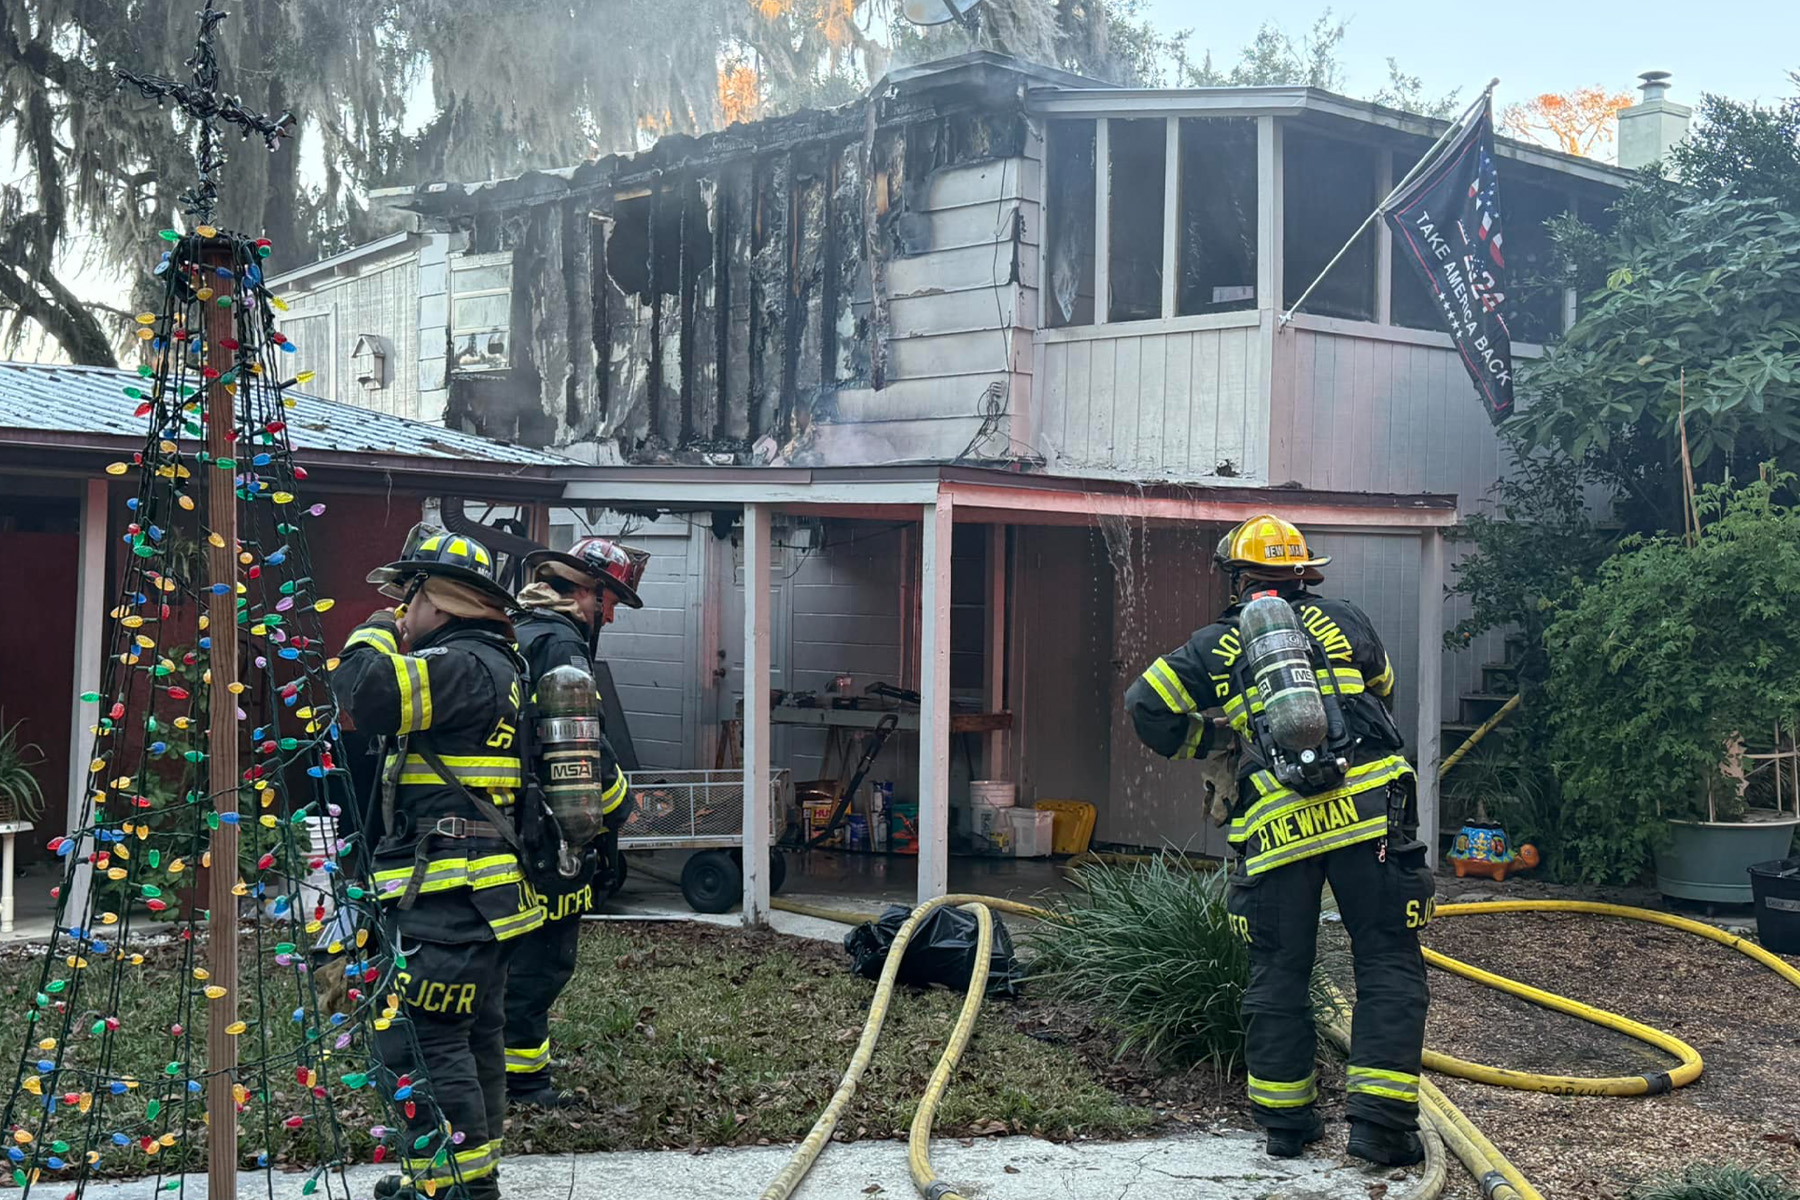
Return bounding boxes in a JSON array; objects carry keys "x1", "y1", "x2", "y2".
[{"x1": 1413, "y1": 898, "x2": 1800, "y2": 1198}]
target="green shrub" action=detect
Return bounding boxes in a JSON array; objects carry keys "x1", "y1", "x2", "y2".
[
  {"x1": 1633, "y1": 1164, "x2": 1800, "y2": 1200},
  {"x1": 1028, "y1": 855, "x2": 1249, "y2": 1069},
  {"x1": 1546, "y1": 470, "x2": 1800, "y2": 883}
]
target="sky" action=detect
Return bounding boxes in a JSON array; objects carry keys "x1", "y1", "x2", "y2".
[
  {"x1": 1141, "y1": 0, "x2": 1799, "y2": 109},
  {"x1": 11, "y1": 0, "x2": 1798, "y2": 362}
]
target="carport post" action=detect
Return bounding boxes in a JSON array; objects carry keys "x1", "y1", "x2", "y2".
[
  {"x1": 62, "y1": 475, "x2": 109, "y2": 921},
  {"x1": 741, "y1": 503, "x2": 772, "y2": 927},
  {"x1": 917, "y1": 495, "x2": 954, "y2": 903},
  {"x1": 1416, "y1": 529, "x2": 1446, "y2": 857}
]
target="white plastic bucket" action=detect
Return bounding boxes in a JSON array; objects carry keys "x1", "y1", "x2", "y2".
[{"x1": 968, "y1": 780, "x2": 1017, "y2": 809}]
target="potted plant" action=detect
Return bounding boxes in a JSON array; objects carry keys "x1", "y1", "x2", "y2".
[
  {"x1": 1546, "y1": 470, "x2": 1800, "y2": 898},
  {"x1": 0, "y1": 714, "x2": 47, "y2": 825}
]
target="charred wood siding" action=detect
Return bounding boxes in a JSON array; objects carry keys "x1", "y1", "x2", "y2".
[{"x1": 457, "y1": 89, "x2": 1031, "y2": 463}]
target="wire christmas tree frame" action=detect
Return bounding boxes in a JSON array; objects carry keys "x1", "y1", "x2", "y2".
[{"x1": 2, "y1": 5, "x2": 472, "y2": 1198}]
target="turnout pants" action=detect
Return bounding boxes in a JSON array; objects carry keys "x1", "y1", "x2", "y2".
[
  {"x1": 502, "y1": 884, "x2": 593, "y2": 1094},
  {"x1": 375, "y1": 935, "x2": 514, "y2": 1199},
  {"x1": 1226, "y1": 835, "x2": 1435, "y2": 1132}
]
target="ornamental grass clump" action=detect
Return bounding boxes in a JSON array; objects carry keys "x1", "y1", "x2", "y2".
[{"x1": 1029, "y1": 855, "x2": 1250, "y2": 1069}]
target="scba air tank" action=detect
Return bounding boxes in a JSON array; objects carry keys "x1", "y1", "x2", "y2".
[
  {"x1": 1238, "y1": 592, "x2": 1329, "y2": 752},
  {"x1": 534, "y1": 664, "x2": 607, "y2": 876}
]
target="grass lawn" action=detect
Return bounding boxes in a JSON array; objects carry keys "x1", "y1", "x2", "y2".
[
  {"x1": 515, "y1": 920, "x2": 1159, "y2": 1153},
  {"x1": 0, "y1": 918, "x2": 1165, "y2": 1170}
]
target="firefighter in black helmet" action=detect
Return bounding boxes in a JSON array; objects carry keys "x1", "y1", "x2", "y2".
[
  {"x1": 501, "y1": 537, "x2": 639, "y2": 1108},
  {"x1": 332, "y1": 525, "x2": 542, "y2": 1200},
  {"x1": 1124, "y1": 515, "x2": 1432, "y2": 1167}
]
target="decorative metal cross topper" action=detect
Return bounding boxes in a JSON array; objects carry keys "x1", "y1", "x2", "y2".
[{"x1": 115, "y1": 0, "x2": 296, "y2": 223}]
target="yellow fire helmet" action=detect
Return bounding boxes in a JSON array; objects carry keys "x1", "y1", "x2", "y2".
[{"x1": 1214, "y1": 514, "x2": 1331, "y2": 581}]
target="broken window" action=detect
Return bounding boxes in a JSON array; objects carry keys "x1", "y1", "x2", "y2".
[
  {"x1": 450, "y1": 255, "x2": 512, "y2": 371},
  {"x1": 1176, "y1": 117, "x2": 1258, "y2": 316},
  {"x1": 1283, "y1": 128, "x2": 1377, "y2": 322},
  {"x1": 1107, "y1": 118, "x2": 1166, "y2": 323},
  {"x1": 1046, "y1": 120, "x2": 1097, "y2": 328}
]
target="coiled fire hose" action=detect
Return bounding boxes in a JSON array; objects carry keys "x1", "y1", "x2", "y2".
[{"x1": 747, "y1": 891, "x2": 1800, "y2": 1200}]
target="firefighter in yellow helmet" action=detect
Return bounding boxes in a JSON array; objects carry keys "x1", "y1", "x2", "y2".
[
  {"x1": 1124, "y1": 514, "x2": 1432, "y2": 1166},
  {"x1": 333, "y1": 525, "x2": 542, "y2": 1200}
]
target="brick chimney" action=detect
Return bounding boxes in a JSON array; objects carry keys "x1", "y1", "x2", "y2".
[{"x1": 1616, "y1": 71, "x2": 1692, "y2": 171}]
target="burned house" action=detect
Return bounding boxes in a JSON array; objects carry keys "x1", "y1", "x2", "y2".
[{"x1": 270, "y1": 54, "x2": 1653, "y2": 904}]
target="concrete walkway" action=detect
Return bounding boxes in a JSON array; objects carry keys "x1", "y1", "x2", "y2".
[{"x1": 72, "y1": 1130, "x2": 1416, "y2": 1200}]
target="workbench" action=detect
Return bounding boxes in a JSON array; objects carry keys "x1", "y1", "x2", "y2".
[{"x1": 769, "y1": 706, "x2": 1012, "y2": 734}]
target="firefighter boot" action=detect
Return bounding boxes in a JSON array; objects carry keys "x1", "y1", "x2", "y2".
[
  {"x1": 373, "y1": 1177, "x2": 497, "y2": 1200},
  {"x1": 1264, "y1": 1113, "x2": 1325, "y2": 1159},
  {"x1": 507, "y1": 1078, "x2": 586, "y2": 1110},
  {"x1": 1348, "y1": 1119, "x2": 1425, "y2": 1166},
  {"x1": 373, "y1": 1177, "x2": 470, "y2": 1200}
]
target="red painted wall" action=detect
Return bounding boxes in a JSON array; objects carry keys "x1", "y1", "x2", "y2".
[
  {"x1": 306, "y1": 492, "x2": 423, "y2": 648},
  {"x1": 10, "y1": 486, "x2": 422, "y2": 855},
  {"x1": 0, "y1": 532, "x2": 78, "y2": 844}
]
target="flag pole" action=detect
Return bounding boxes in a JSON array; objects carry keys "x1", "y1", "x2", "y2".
[{"x1": 1279, "y1": 78, "x2": 1501, "y2": 329}]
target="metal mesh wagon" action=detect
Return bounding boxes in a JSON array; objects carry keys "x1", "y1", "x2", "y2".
[
  {"x1": 618, "y1": 768, "x2": 792, "y2": 850},
  {"x1": 614, "y1": 769, "x2": 793, "y2": 913}
]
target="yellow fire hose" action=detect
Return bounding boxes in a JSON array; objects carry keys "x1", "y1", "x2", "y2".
[{"x1": 750, "y1": 892, "x2": 1800, "y2": 1200}]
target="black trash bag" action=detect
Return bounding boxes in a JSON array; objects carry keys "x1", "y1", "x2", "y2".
[{"x1": 843, "y1": 903, "x2": 1020, "y2": 997}]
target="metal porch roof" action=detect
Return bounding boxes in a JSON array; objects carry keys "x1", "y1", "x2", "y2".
[{"x1": 0, "y1": 361, "x2": 569, "y2": 467}]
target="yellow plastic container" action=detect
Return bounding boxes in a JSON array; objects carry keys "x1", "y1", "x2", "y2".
[{"x1": 1035, "y1": 800, "x2": 1096, "y2": 856}]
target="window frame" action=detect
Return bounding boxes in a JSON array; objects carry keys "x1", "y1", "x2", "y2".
[
  {"x1": 449, "y1": 252, "x2": 514, "y2": 373},
  {"x1": 1049, "y1": 114, "x2": 1265, "y2": 335},
  {"x1": 1035, "y1": 105, "x2": 1597, "y2": 353}
]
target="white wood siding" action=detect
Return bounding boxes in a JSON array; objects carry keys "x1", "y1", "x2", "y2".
[
  {"x1": 597, "y1": 518, "x2": 698, "y2": 770},
  {"x1": 1033, "y1": 322, "x2": 1265, "y2": 481},
  {"x1": 1268, "y1": 324, "x2": 1517, "y2": 717},
  {"x1": 1268, "y1": 325, "x2": 1507, "y2": 498},
  {"x1": 824, "y1": 147, "x2": 1040, "y2": 464},
  {"x1": 276, "y1": 252, "x2": 420, "y2": 420}
]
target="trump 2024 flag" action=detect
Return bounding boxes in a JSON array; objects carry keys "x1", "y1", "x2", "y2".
[{"x1": 1385, "y1": 102, "x2": 1516, "y2": 423}]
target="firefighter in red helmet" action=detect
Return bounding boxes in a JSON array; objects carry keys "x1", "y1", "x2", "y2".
[{"x1": 501, "y1": 536, "x2": 643, "y2": 1108}]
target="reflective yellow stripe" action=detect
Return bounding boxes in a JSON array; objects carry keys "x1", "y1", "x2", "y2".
[
  {"x1": 403, "y1": 1137, "x2": 501, "y2": 1185},
  {"x1": 1247, "y1": 1073, "x2": 1317, "y2": 1108},
  {"x1": 392, "y1": 655, "x2": 431, "y2": 733},
  {"x1": 1176, "y1": 718, "x2": 1208, "y2": 760},
  {"x1": 600, "y1": 770, "x2": 628, "y2": 815},
  {"x1": 488, "y1": 903, "x2": 546, "y2": 941},
  {"x1": 1368, "y1": 656, "x2": 1395, "y2": 697},
  {"x1": 417, "y1": 657, "x2": 434, "y2": 730},
  {"x1": 1347, "y1": 1065, "x2": 1420, "y2": 1103},
  {"x1": 1244, "y1": 814, "x2": 1389, "y2": 876},
  {"x1": 1141, "y1": 657, "x2": 1198, "y2": 714},
  {"x1": 1230, "y1": 756, "x2": 1413, "y2": 842},
  {"x1": 506, "y1": 1040, "x2": 551, "y2": 1074},
  {"x1": 345, "y1": 625, "x2": 398, "y2": 653},
  {"x1": 372, "y1": 854, "x2": 524, "y2": 898},
  {"x1": 385, "y1": 752, "x2": 523, "y2": 789},
  {"x1": 394, "y1": 656, "x2": 414, "y2": 732}
]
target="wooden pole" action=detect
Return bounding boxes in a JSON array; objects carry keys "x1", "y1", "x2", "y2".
[{"x1": 201, "y1": 236, "x2": 240, "y2": 1198}]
